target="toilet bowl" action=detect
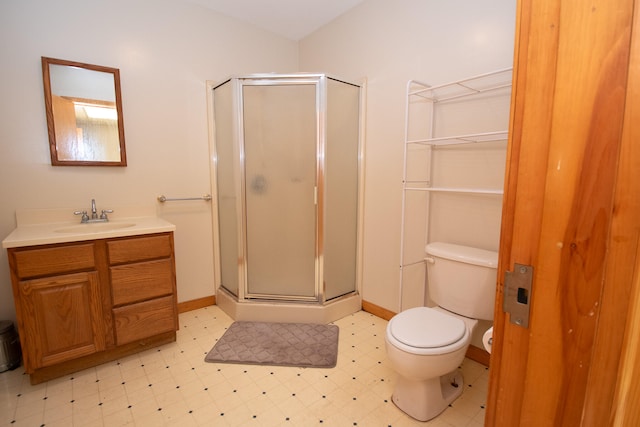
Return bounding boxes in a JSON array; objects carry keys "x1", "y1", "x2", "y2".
[
  {"x1": 385, "y1": 242, "x2": 498, "y2": 421},
  {"x1": 385, "y1": 306, "x2": 477, "y2": 421}
]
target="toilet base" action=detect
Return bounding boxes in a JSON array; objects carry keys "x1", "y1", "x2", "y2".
[{"x1": 391, "y1": 370, "x2": 464, "y2": 422}]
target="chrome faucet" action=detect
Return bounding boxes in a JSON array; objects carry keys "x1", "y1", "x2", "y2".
[
  {"x1": 74, "y1": 199, "x2": 113, "y2": 223},
  {"x1": 91, "y1": 199, "x2": 98, "y2": 219}
]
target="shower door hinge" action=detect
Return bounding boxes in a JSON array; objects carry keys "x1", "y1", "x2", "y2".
[{"x1": 503, "y1": 263, "x2": 533, "y2": 328}]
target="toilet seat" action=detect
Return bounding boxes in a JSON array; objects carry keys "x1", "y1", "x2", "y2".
[{"x1": 386, "y1": 307, "x2": 470, "y2": 355}]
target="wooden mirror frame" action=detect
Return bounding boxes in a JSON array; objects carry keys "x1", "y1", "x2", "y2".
[{"x1": 42, "y1": 57, "x2": 127, "y2": 166}]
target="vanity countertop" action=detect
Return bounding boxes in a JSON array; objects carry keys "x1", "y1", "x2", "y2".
[{"x1": 2, "y1": 207, "x2": 176, "y2": 249}]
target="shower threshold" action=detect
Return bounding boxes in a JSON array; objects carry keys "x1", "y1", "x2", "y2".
[{"x1": 216, "y1": 287, "x2": 362, "y2": 324}]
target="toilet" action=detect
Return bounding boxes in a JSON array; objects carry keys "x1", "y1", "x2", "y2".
[{"x1": 385, "y1": 242, "x2": 498, "y2": 421}]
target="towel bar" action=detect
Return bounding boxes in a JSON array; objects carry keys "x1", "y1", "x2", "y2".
[{"x1": 157, "y1": 194, "x2": 212, "y2": 203}]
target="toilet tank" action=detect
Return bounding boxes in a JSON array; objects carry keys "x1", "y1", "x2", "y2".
[{"x1": 425, "y1": 242, "x2": 498, "y2": 321}]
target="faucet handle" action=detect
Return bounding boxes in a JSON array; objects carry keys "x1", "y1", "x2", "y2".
[
  {"x1": 100, "y1": 209, "x2": 113, "y2": 220},
  {"x1": 74, "y1": 211, "x2": 90, "y2": 222}
]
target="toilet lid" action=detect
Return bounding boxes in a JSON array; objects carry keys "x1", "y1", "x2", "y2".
[{"x1": 390, "y1": 307, "x2": 466, "y2": 348}]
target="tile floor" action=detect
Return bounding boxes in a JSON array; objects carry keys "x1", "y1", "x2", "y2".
[{"x1": 0, "y1": 306, "x2": 488, "y2": 426}]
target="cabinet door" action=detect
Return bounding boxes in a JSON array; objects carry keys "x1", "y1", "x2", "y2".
[{"x1": 19, "y1": 271, "x2": 106, "y2": 370}]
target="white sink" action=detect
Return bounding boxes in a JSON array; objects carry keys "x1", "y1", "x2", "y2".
[
  {"x1": 55, "y1": 222, "x2": 136, "y2": 234},
  {"x1": 3, "y1": 209, "x2": 176, "y2": 249}
]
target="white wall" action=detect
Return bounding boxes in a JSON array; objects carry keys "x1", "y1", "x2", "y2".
[
  {"x1": 0, "y1": 0, "x2": 298, "y2": 322},
  {"x1": 0, "y1": 0, "x2": 518, "y2": 323},
  {"x1": 299, "y1": 0, "x2": 517, "y2": 312}
]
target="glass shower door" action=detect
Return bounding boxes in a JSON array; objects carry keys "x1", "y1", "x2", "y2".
[
  {"x1": 242, "y1": 83, "x2": 318, "y2": 300},
  {"x1": 213, "y1": 80, "x2": 240, "y2": 297},
  {"x1": 324, "y1": 78, "x2": 360, "y2": 300}
]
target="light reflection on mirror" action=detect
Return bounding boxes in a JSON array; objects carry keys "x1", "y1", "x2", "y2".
[{"x1": 42, "y1": 57, "x2": 127, "y2": 166}]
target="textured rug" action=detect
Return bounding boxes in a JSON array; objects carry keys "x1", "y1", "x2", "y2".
[{"x1": 204, "y1": 321, "x2": 339, "y2": 368}]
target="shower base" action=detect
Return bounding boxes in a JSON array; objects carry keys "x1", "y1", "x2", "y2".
[{"x1": 216, "y1": 288, "x2": 362, "y2": 324}]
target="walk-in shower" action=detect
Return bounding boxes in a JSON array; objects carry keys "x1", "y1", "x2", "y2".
[{"x1": 209, "y1": 74, "x2": 363, "y2": 323}]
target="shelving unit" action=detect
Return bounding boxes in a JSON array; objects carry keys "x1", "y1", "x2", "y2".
[{"x1": 398, "y1": 68, "x2": 512, "y2": 311}]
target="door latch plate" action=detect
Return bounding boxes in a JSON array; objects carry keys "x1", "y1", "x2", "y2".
[{"x1": 503, "y1": 263, "x2": 533, "y2": 328}]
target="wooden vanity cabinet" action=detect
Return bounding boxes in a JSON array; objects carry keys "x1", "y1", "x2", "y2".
[{"x1": 7, "y1": 232, "x2": 178, "y2": 384}]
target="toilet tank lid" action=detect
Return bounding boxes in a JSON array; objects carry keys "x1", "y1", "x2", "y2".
[{"x1": 425, "y1": 242, "x2": 498, "y2": 268}]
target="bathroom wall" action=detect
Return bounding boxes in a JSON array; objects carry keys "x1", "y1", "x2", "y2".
[
  {"x1": 299, "y1": 0, "x2": 517, "y2": 313},
  {"x1": 0, "y1": 0, "x2": 298, "y2": 322},
  {"x1": 0, "y1": 0, "x2": 518, "y2": 325}
]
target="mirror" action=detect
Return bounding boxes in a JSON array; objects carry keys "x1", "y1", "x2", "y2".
[{"x1": 42, "y1": 57, "x2": 127, "y2": 166}]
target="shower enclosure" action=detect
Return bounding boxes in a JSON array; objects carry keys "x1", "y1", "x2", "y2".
[{"x1": 209, "y1": 74, "x2": 363, "y2": 323}]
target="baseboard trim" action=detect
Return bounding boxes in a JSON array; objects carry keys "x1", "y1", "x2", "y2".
[
  {"x1": 362, "y1": 300, "x2": 396, "y2": 321},
  {"x1": 362, "y1": 299, "x2": 490, "y2": 367},
  {"x1": 177, "y1": 295, "x2": 216, "y2": 313},
  {"x1": 466, "y1": 344, "x2": 491, "y2": 367}
]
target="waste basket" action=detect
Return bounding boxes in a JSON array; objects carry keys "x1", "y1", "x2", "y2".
[{"x1": 0, "y1": 321, "x2": 21, "y2": 372}]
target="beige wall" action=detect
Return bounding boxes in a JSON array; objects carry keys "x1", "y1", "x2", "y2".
[
  {"x1": 0, "y1": 0, "x2": 517, "y2": 323},
  {"x1": 299, "y1": 0, "x2": 517, "y2": 312},
  {"x1": 0, "y1": 0, "x2": 298, "y2": 321}
]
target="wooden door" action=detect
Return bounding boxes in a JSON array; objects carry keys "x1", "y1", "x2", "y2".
[
  {"x1": 19, "y1": 272, "x2": 106, "y2": 371},
  {"x1": 485, "y1": 0, "x2": 640, "y2": 425},
  {"x1": 51, "y1": 94, "x2": 79, "y2": 160}
]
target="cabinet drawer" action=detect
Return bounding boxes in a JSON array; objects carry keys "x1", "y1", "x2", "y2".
[
  {"x1": 110, "y1": 259, "x2": 175, "y2": 306},
  {"x1": 10, "y1": 243, "x2": 96, "y2": 279},
  {"x1": 107, "y1": 234, "x2": 173, "y2": 265},
  {"x1": 113, "y1": 296, "x2": 176, "y2": 345}
]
